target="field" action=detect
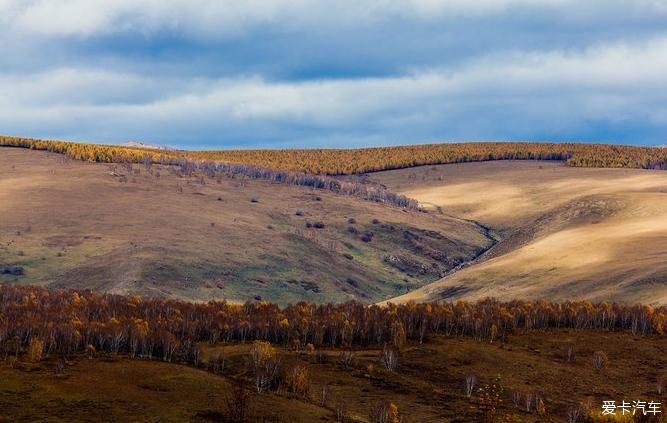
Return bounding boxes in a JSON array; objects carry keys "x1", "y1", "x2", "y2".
[
  {"x1": 1, "y1": 330, "x2": 665, "y2": 422},
  {"x1": 0, "y1": 148, "x2": 490, "y2": 304},
  {"x1": 371, "y1": 161, "x2": 667, "y2": 305}
]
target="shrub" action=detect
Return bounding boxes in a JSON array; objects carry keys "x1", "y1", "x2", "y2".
[
  {"x1": 285, "y1": 365, "x2": 310, "y2": 397},
  {"x1": 465, "y1": 374, "x2": 478, "y2": 398},
  {"x1": 85, "y1": 344, "x2": 96, "y2": 359},
  {"x1": 1, "y1": 265, "x2": 24, "y2": 276},
  {"x1": 250, "y1": 197, "x2": 259, "y2": 203},
  {"x1": 339, "y1": 350, "x2": 355, "y2": 368},
  {"x1": 372, "y1": 218, "x2": 381, "y2": 224},
  {"x1": 295, "y1": 210, "x2": 304, "y2": 216},
  {"x1": 27, "y1": 338, "x2": 44, "y2": 362},
  {"x1": 369, "y1": 400, "x2": 400, "y2": 423},
  {"x1": 224, "y1": 380, "x2": 250, "y2": 423},
  {"x1": 348, "y1": 218, "x2": 356, "y2": 224},
  {"x1": 342, "y1": 253, "x2": 354, "y2": 260},
  {"x1": 592, "y1": 351, "x2": 609, "y2": 369},
  {"x1": 313, "y1": 222, "x2": 325, "y2": 229},
  {"x1": 347, "y1": 226, "x2": 358, "y2": 234},
  {"x1": 380, "y1": 345, "x2": 398, "y2": 371}
]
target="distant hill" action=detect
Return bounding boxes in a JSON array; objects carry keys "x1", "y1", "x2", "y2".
[
  {"x1": 123, "y1": 141, "x2": 175, "y2": 150},
  {"x1": 2, "y1": 135, "x2": 667, "y2": 174}
]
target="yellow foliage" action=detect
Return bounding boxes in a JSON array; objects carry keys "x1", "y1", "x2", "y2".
[
  {"x1": 28, "y1": 338, "x2": 44, "y2": 362},
  {"x1": 2, "y1": 135, "x2": 667, "y2": 175}
]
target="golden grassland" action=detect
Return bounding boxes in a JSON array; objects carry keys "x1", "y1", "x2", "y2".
[
  {"x1": 1, "y1": 331, "x2": 665, "y2": 422},
  {"x1": 0, "y1": 148, "x2": 490, "y2": 304},
  {"x1": 372, "y1": 161, "x2": 667, "y2": 305},
  {"x1": 2, "y1": 135, "x2": 666, "y2": 174}
]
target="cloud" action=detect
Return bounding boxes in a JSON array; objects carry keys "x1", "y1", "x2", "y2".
[
  {"x1": 1, "y1": 34, "x2": 666, "y2": 147},
  {"x1": 1, "y1": 1, "x2": 666, "y2": 147},
  {"x1": 2, "y1": 0, "x2": 666, "y2": 38}
]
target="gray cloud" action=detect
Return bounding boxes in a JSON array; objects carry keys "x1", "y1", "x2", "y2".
[{"x1": 1, "y1": 0, "x2": 666, "y2": 147}]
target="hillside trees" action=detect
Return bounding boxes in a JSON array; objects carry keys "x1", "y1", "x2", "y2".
[
  {"x1": 2, "y1": 135, "x2": 666, "y2": 175},
  {"x1": 0, "y1": 286, "x2": 665, "y2": 367}
]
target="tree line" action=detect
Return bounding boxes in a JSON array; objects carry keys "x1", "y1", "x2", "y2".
[
  {"x1": 0, "y1": 136, "x2": 419, "y2": 210},
  {"x1": 0, "y1": 285, "x2": 664, "y2": 365},
  {"x1": 2, "y1": 135, "x2": 666, "y2": 175}
]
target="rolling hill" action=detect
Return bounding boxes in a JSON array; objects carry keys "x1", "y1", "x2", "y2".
[
  {"x1": 373, "y1": 160, "x2": 667, "y2": 305},
  {"x1": 0, "y1": 147, "x2": 491, "y2": 304}
]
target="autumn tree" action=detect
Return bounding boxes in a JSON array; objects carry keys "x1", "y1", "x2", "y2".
[
  {"x1": 224, "y1": 380, "x2": 250, "y2": 423},
  {"x1": 285, "y1": 364, "x2": 310, "y2": 397},
  {"x1": 369, "y1": 400, "x2": 400, "y2": 423},
  {"x1": 27, "y1": 337, "x2": 44, "y2": 362},
  {"x1": 592, "y1": 351, "x2": 609, "y2": 370},
  {"x1": 381, "y1": 345, "x2": 398, "y2": 372},
  {"x1": 249, "y1": 341, "x2": 280, "y2": 393},
  {"x1": 465, "y1": 374, "x2": 479, "y2": 398}
]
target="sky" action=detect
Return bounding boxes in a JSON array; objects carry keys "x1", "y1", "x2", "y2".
[{"x1": 1, "y1": 0, "x2": 666, "y2": 149}]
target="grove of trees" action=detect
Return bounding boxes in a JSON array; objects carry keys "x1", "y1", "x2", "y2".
[
  {"x1": 0, "y1": 285, "x2": 664, "y2": 366},
  {"x1": 2, "y1": 135, "x2": 666, "y2": 175}
]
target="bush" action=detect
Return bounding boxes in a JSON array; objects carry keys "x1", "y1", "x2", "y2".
[
  {"x1": 369, "y1": 400, "x2": 400, "y2": 423},
  {"x1": 348, "y1": 218, "x2": 356, "y2": 224},
  {"x1": 295, "y1": 210, "x2": 305, "y2": 216},
  {"x1": 27, "y1": 338, "x2": 44, "y2": 362},
  {"x1": 592, "y1": 351, "x2": 609, "y2": 369},
  {"x1": 1, "y1": 265, "x2": 24, "y2": 276},
  {"x1": 313, "y1": 222, "x2": 325, "y2": 229},
  {"x1": 285, "y1": 365, "x2": 310, "y2": 397},
  {"x1": 380, "y1": 346, "x2": 398, "y2": 371}
]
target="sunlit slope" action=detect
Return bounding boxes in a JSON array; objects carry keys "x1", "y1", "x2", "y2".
[
  {"x1": 0, "y1": 148, "x2": 490, "y2": 304},
  {"x1": 373, "y1": 161, "x2": 667, "y2": 305}
]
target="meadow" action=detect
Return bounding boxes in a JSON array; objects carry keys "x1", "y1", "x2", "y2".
[{"x1": 372, "y1": 161, "x2": 667, "y2": 305}]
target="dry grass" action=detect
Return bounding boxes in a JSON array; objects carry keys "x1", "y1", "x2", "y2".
[
  {"x1": 372, "y1": 161, "x2": 667, "y2": 305},
  {"x1": 0, "y1": 148, "x2": 490, "y2": 304},
  {"x1": 1, "y1": 330, "x2": 665, "y2": 422}
]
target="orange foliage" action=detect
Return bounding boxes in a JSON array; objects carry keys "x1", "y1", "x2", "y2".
[{"x1": 2, "y1": 135, "x2": 666, "y2": 174}]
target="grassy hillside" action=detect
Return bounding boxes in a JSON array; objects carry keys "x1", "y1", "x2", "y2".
[
  {"x1": 373, "y1": 161, "x2": 667, "y2": 305},
  {"x1": 1, "y1": 331, "x2": 665, "y2": 422},
  {"x1": 2, "y1": 135, "x2": 667, "y2": 175},
  {"x1": 0, "y1": 148, "x2": 490, "y2": 304}
]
